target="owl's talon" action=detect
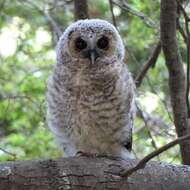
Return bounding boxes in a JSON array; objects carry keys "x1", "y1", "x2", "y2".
[
  {"x1": 76, "y1": 152, "x2": 123, "y2": 161},
  {"x1": 76, "y1": 151, "x2": 98, "y2": 157},
  {"x1": 97, "y1": 154, "x2": 123, "y2": 161}
]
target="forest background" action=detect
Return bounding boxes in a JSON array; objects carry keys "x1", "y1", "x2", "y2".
[{"x1": 0, "y1": 0, "x2": 188, "y2": 165}]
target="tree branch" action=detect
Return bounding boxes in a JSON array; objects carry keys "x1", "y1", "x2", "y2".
[
  {"x1": 0, "y1": 157, "x2": 190, "y2": 189},
  {"x1": 160, "y1": 0, "x2": 190, "y2": 165},
  {"x1": 135, "y1": 41, "x2": 161, "y2": 87},
  {"x1": 19, "y1": 0, "x2": 62, "y2": 44},
  {"x1": 176, "y1": 16, "x2": 187, "y2": 43},
  {"x1": 74, "y1": 0, "x2": 89, "y2": 20},
  {"x1": 135, "y1": 108, "x2": 172, "y2": 133},
  {"x1": 112, "y1": 1, "x2": 157, "y2": 29},
  {"x1": 109, "y1": 0, "x2": 117, "y2": 28},
  {"x1": 0, "y1": 148, "x2": 16, "y2": 159},
  {"x1": 177, "y1": 0, "x2": 190, "y2": 117},
  {"x1": 121, "y1": 133, "x2": 190, "y2": 177}
]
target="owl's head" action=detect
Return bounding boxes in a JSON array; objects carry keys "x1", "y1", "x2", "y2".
[{"x1": 57, "y1": 19, "x2": 125, "y2": 67}]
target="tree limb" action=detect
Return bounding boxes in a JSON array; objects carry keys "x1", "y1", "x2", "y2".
[
  {"x1": 177, "y1": 0, "x2": 190, "y2": 117},
  {"x1": 109, "y1": 0, "x2": 117, "y2": 28},
  {"x1": 135, "y1": 41, "x2": 161, "y2": 87},
  {"x1": 134, "y1": 108, "x2": 172, "y2": 134},
  {"x1": 18, "y1": 0, "x2": 62, "y2": 44},
  {"x1": 0, "y1": 148, "x2": 16, "y2": 159},
  {"x1": 112, "y1": 1, "x2": 157, "y2": 29},
  {"x1": 74, "y1": 0, "x2": 89, "y2": 20},
  {"x1": 0, "y1": 157, "x2": 190, "y2": 189},
  {"x1": 121, "y1": 133, "x2": 190, "y2": 177},
  {"x1": 161, "y1": 0, "x2": 190, "y2": 165}
]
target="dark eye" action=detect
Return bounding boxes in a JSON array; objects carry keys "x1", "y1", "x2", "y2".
[
  {"x1": 97, "y1": 36, "x2": 109, "y2": 50},
  {"x1": 75, "y1": 38, "x2": 87, "y2": 50}
]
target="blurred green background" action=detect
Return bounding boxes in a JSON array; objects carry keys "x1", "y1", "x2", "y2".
[{"x1": 0, "y1": 0, "x2": 182, "y2": 163}]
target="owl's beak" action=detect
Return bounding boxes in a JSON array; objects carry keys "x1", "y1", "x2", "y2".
[
  {"x1": 89, "y1": 50, "x2": 99, "y2": 65},
  {"x1": 83, "y1": 49, "x2": 100, "y2": 64}
]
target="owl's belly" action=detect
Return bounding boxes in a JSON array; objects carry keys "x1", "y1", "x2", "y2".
[{"x1": 69, "y1": 89, "x2": 131, "y2": 155}]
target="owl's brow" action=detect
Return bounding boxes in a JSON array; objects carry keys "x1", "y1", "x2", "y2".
[
  {"x1": 68, "y1": 30, "x2": 74, "y2": 39},
  {"x1": 87, "y1": 27, "x2": 95, "y2": 32}
]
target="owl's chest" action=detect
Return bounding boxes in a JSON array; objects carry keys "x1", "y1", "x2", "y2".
[
  {"x1": 69, "y1": 73, "x2": 118, "y2": 105},
  {"x1": 67, "y1": 73, "x2": 127, "y2": 124},
  {"x1": 63, "y1": 71, "x2": 130, "y2": 147}
]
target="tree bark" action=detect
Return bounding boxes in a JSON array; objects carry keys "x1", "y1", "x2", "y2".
[
  {"x1": 160, "y1": 0, "x2": 190, "y2": 164},
  {"x1": 74, "y1": 0, "x2": 89, "y2": 20},
  {"x1": 0, "y1": 157, "x2": 190, "y2": 190}
]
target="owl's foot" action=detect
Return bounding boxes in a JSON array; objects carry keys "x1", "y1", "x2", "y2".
[
  {"x1": 97, "y1": 155, "x2": 123, "y2": 161},
  {"x1": 76, "y1": 151, "x2": 122, "y2": 160},
  {"x1": 76, "y1": 151, "x2": 98, "y2": 157}
]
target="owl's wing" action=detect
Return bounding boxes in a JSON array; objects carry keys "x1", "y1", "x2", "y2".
[
  {"x1": 122, "y1": 64, "x2": 136, "y2": 152},
  {"x1": 124, "y1": 135, "x2": 132, "y2": 151},
  {"x1": 123, "y1": 113, "x2": 134, "y2": 151}
]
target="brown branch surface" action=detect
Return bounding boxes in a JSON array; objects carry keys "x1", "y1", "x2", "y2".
[
  {"x1": 0, "y1": 157, "x2": 190, "y2": 189},
  {"x1": 160, "y1": 0, "x2": 190, "y2": 165},
  {"x1": 177, "y1": 0, "x2": 190, "y2": 117}
]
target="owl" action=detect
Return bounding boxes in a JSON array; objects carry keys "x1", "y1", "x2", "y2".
[{"x1": 46, "y1": 19, "x2": 135, "y2": 159}]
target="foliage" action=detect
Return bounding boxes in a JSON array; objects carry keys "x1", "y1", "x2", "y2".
[{"x1": 0, "y1": 0, "x2": 184, "y2": 163}]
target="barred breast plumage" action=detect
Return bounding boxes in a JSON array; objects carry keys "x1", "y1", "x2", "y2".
[{"x1": 46, "y1": 19, "x2": 135, "y2": 159}]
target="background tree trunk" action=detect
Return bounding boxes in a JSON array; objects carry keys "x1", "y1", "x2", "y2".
[
  {"x1": 74, "y1": 0, "x2": 89, "y2": 20},
  {"x1": 160, "y1": 0, "x2": 190, "y2": 165},
  {"x1": 0, "y1": 157, "x2": 190, "y2": 190}
]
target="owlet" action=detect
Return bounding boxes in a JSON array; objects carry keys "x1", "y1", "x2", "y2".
[{"x1": 46, "y1": 19, "x2": 135, "y2": 159}]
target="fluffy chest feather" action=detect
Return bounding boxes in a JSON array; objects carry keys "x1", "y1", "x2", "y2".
[
  {"x1": 47, "y1": 63, "x2": 134, "y2": 156},
  {"x1": 67, "y1": 67, "x2": 130, "y2": 140}
]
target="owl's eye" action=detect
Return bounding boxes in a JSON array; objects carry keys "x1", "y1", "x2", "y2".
[
  {"x1": 97, "y1": 36, "x2": 109, "y2": 50},
  {"x1": 75, "y1": 38, "x2": 87, "y2": 50}
]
